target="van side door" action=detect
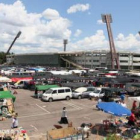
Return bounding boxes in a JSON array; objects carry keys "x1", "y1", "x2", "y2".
[
  {"x1": 52, "y1": 90, "x2": 58, "y2": 100},
  {"x1": 58, "y1": 89, "x2": 65, "y2": 99}
]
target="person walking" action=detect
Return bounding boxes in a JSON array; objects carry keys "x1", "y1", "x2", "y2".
[
  {"x1": 11, "y1": 114, "x2": 18, "y2": 129},
  {"x1": 59, "y1": 107, "x2": 68, "y2": 124},
  {"x1": 132, "y1": 100, "x2": 137, "y2": 110}
]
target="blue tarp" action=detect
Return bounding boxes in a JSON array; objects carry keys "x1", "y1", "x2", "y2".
[{"x1": 97, "y1": 102, "x2": 131, "y2": 116}]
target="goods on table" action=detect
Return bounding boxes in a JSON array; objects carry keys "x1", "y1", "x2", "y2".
[
  {"x1": 0, "y1": 127, "x2": 30, "y2": 140},
  {"x1": 47, "y1": 127, "x2": 83, "y2": 140}
]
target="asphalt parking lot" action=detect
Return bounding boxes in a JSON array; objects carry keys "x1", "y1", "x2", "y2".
[{"x1": 1, "y1": 89, "x2": 109, "y2": 139}]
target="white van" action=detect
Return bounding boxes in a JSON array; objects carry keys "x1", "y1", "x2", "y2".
[{"x1": 41, "y1": 87, "x2": 72, "y2": 102}]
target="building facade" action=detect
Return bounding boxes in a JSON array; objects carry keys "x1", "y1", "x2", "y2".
[
  {"x1": 7, "y1": 53, "x2": 61, "y2": 67},
  {"x1": 6, "y1": 50, "x2": 140, "y2": 70}
]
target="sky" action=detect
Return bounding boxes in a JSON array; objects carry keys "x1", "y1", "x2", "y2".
[{"x1": 0, "y1": 0, "x2": 140, "y2": 54}]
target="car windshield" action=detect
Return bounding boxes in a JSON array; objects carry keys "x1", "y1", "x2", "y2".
[
  {"x1": 45, "y1": 89, "x2": 52, "y2": 94},
  {"x1": 94, "y1": 90, "x2": 101, "y2": 94},
  {"x1": 87, "y1": 88, "x2": 94, "y2": 91}
]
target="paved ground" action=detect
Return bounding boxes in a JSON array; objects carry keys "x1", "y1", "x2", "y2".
[{"x1": 1, "y1": 89, "x2": 119, "y2": 140}]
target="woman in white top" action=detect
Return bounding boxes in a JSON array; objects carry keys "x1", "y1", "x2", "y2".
[
  {"x1": 11, "y1": 114, "x2": 18, "y2": 128},
  {"x1": 59, "y1": 107, "x2": 68, "y2": 124}
]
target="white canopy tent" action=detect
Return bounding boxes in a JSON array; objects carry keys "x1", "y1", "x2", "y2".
[
  {"x1": 0, "y1": 77, "x2": 12, "y2": 82},
  {"x1": 128, "y1": 96, "x2": 140, "y2": 102}
]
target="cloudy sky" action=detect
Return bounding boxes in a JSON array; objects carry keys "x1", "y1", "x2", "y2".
[{"x1": 0, "y1": 0, "x2": 140, "y2": 54}]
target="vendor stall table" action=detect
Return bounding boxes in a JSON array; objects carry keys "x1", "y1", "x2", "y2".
[
  {"x1": 0, "y1": 127, "x2": 30, "y2": 140},
  {"x1": 47, "y1": 127, "x2": 83, "y2": 140}
]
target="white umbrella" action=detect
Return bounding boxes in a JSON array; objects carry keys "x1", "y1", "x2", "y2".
[
  {"x1": 0, "y1": 77, "x2": 12, "y2": 82},
  {"x1": 128, "y1": 96, "x2": 140, "y2": 102}
]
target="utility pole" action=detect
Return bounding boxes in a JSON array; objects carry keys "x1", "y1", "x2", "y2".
[
  {"x1": 63, "y1": 39, "x2": 68, "y2": 52},
  {"x1": 102, "y1": 14, "x2": 120, "y2": 69}
]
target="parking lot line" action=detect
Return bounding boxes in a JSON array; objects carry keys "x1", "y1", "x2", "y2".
[
  {"x1": 30, "y1": 125, "x2": 38, "y2": 131},
  {"x1": 36, "y1": 104, "x2": 51, "y2": 114},
  {"x1": 70, "y1": 101, "x2": 94, "y2": 109},
  {"x1": 18, "y1": 113, "x2": 49, "y2": 119},
  {"x1": 61, "y1": 101, "x2": 83, "y2": 110}
]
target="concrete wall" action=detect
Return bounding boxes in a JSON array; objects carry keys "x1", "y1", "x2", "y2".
[{"x1": 14, "y1": 53, "x2": 61, "y2": 66}]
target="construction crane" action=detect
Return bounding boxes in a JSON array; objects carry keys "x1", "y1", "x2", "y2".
[{"x1": 102, "y1": 14, "x2": 120, "y2": 70}]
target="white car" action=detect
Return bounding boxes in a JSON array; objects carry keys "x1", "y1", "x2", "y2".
[
  {"x1": 88, "y1": 88, "x2": 105, "y2": 99},
  {"x1": 72, "y1": 87, "x2": 96, "y2": 99}
]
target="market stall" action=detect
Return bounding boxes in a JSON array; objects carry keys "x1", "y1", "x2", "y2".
[
  {"x1": 47, "y1": 127, "x2": 83, "y2": 140},
  {"x1": 0, "y1": 127, "x2": 30, "y2": 140}
]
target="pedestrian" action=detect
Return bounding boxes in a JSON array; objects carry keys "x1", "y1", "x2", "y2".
[
  {"x1": 120, "y1": 100, "x2": 127, "y2": 108},
  {"x1": 11, "y1": 114, "x2": 18, "y2": 129},
  {"x1": 132, "y1": 100, "x2": 137, "y2": 110},
  {"x1": 120, "y1": 92, "x2": 125, "y2": 101},
  {"x1": 59, "y1": 107, "x2": 68, "y2": 124},
  {"x1": 128, "y1": 112, "x2": 136, "y2": 126}
]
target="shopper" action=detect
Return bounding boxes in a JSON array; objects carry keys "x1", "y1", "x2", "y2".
[
  {"x1": 59, "y1": 107, "x2": 68, "y2": 124},
  {"x1": 132, "y1": 100, "x2": 137, "y2": 110},
  {"x1": 128, "y1": 112, "x2": 136, "y2": 126},
  {"x1": 11, "y1": 114, "x2": 18, "y2": 129}
]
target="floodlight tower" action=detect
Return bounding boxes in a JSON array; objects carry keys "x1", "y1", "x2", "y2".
[
  {"x1": 102, "y1": 14, "x2": 120, "y2": 69},
  {"x1": 6, "y1": 31, "x2": 22, "y2": 54},
  {"x1": 63, "y1": 39, "x2": 68, "y2": 52}
]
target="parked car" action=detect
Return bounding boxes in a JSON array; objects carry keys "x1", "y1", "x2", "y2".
[
  {"x1": 101, "y1": 88, "x2": 119, "y2": 102},
  {"x1": 12, "y1": 80, "x2": 31, "y2": 89},
  {"x1": 88, "y1": 87, "x2": 105, "y2": 99},
  {"x1": 34, "y1": 84, "x2": 59, "y2": 98},
  {"x1": 41, "y1": 87, "x2": 72, "y2": 102},
  {"x1": 82, "y1": 87, "x2": 96, "y2": 98},
  {"x1": 72, "y1": 87, "x2": 96, "y2": 99}
]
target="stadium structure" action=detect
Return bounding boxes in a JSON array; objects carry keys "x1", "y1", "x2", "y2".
[{"x1": 6, "y1": 50, "x2": 140, "y2": 70}]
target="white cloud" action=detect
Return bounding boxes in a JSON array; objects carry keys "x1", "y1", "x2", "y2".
[
  {"x1": 116, "y1": 33, "x2": 125, "y2": 41},
  {"x1": 115, "y1": 33, "x2": 140, "y2": 51},
  {"x1": 69, "y1": 30, "x2": 108, "y2": 51},
  {"x1": 74, "y1": 29, "x2": 82, "y2": 37},
  {"x1": 67, "y1": 3, "x2": 90, "y2": 14},
  {"x1": 42, "y1": 8, "x2": 60, "y2": 20},
  {"x1": 0, "y1": 1, "x2": 71, "y2": 53},
  {"x1": 97, "y1": 19, "x2": 104, "y2": 25},
  {"x1": 0, "y1": 1, "x2": 140, "y2": 54}
]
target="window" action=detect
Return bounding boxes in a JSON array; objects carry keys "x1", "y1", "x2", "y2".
[
  {"x1": 120, "y1": 60, "x2": 128, "y2": 63},
  {"x1": 93, "y1": 60, "x2": 99, "y2": 62},
  {"x1": 58, "y1": 89, "x2": 65, "y2": 93},
  {"x1": 52, "y1": 90, "x2": 57, "y2": 94},
  {"x1": 134, "y1": 55, "x2": 140, "y2": 57},
  {"x1": 19, "y1": 81, "x2": 23, "y2": 84},
  {"x1": 65, "y1": 89, "x2": 70, "y2": 92},
  {"x1": 120, "y1": 54, "x2": 128, "y2": 57}
]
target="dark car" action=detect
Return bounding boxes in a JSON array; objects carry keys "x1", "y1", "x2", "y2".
[{"x1": 101, "y1": 88, "x2": 119, "y2": 102}]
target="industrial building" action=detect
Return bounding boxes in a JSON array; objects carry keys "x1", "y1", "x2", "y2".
[{"x1": 6, "y1": 50, "x2": 140, "y2": 70}]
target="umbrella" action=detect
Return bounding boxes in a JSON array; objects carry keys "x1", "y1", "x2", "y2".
[
  {"x1": 97, "y1": 102, "x2": 131, "y2": 117},
  {"x1": 0, "y1": 77, "x2": 12, "y2": 82}
]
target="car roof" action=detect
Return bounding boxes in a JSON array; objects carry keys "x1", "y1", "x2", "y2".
[{"x1": 51, "y1": 87, "x2": 71, "y2": 90}]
